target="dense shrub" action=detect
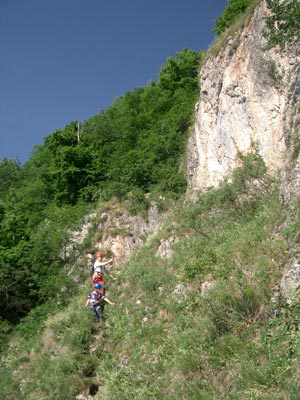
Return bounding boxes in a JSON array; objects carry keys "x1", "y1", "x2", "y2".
[
  {"x1": 264, "y1": 0, "x2": 300, "y2": 50},
  {"x1": 214, "y1": 0, "x2": 252, "y2": 35}
]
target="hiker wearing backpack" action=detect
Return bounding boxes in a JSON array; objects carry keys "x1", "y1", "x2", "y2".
[
  {"x1": 85, "y1": 283, "x2": 115, "y2": 322},
  {"x1": 92, "y1": 267, "x2": 105, "y2": 287}
]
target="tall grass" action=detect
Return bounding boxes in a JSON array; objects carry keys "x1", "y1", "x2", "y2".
[
  {"x1": 201, "y1": 0, "x2": 262, "y2": 67},
  {"x1": 1, "y1": 155, "x2": 300, "y2": 399}
]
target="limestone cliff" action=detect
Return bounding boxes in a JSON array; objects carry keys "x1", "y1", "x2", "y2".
[{"x1": 187, "y1": 0, "x2": 300, "y2": 202}]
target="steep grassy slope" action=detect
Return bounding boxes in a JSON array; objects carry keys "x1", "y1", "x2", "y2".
[
  {"x1": 2, "y1": 2, "x2": 300, "y2": 398},
  {"x1": 1, "y1": 155, "x2": 299, "y2": 400}
]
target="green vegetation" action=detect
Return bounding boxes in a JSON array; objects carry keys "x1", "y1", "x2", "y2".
[
  {"x1": 263, "y1": 0, "x2": 300, "y2": 50},
  {"x1": 214, "y1": 0, "x2": 253, "y2": 36},
  {"x1": 1, "y1": 154, "x2": 298, "y2": 399},
  {"x1": 2, "y1": 1, "x2": 300, "y2": 398},
  {"x1": 267, "y1": 60, "x2": 283, "y2": 88},
  {"x1": 213, "y1": 0, "x2": 300, "y2": 53},
  {"x1": 207, "y1": 0, "x2": 260, "y2": 62},
  {"x1": 0, "y1": 48, "x2": 202, "y2": 327},
  {"x1": 36, "y1": 48, "x2": 201, "y2": 205}
]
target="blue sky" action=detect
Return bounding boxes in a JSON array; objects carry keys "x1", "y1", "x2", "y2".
[{"x1": 0, "y1": 0, "x2": 227, "y2": 163}]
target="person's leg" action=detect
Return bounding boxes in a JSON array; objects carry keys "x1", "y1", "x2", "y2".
[
  {"x1": 94, "y1": 304, "x2": 103, "y2": 322},
  {"x1": 100, "y1": 303, "x2": 105, "y2": 320}
]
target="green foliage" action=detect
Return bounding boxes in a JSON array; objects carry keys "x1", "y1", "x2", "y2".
[
  {"x1": 0, "y1": 48, "x2": 202, "y2": 325},
  {"x1": 232, "y1": 151, "x2": 267, "y2": 183},
  {"x1": 0, "y1": 319, "x2": 11, "y2": 348},
  {"x1": 0, "y1": 294, "x2": 97, "y2": 400},
  {"x1": 206, "y1": 281, "x2": 263, "y2": 334},
  {"x1": 0, "y1": 201, "x2": 86, "y2": 323},
  {"x1": 24, "y1": 49, "x2": 202, "y2": 205},
  {"x1": 214, "y1": 0, "x2": 252, "y2": 35},
  {"x1": 41, "y1": 124, "x2": 97, "y2": 204},
  {"x1": 267, "y1": 60, "x2": 283, "y2": 88},
  {"x1": 158, "y1": 48, "x2": 203, "y2": 92},
  {"x1": 263, "y1": 0, "x2": 300, "y2": 50},
  {"x1": 0, "y1": 155, "x2": 296, "y2": 399},
  {"x1": 0, "y1": 158, "x2": 21, "y2": 196},
  {"x1": 1, "y1": 31, "x2": 299, "y2": 398},
  {"x1": 86, "y1": 49, "x2": 202, "y2": 200}
]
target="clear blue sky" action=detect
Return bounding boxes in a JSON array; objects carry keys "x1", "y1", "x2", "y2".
[{"x1": 0, "y1": 0, "x2": 227, "y2": 163}]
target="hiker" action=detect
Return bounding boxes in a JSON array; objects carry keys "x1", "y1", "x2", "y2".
[
  {"x1": 94, "y1": 251, "x2": 113, "y2": 270},
  {"x1": 91, "y1": 251, "x2": 116, "y2": 281},
  {"x1": 92, "y1": 267, "x2": 105, "y2": 287},
  {"x1": 85, "y1": 283, "x2": 115, "y2": 322}
]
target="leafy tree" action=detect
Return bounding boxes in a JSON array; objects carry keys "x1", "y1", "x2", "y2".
[
  {"x1": 158, "y1": 48, "x2": 202, "y2": 92},
  {"x1": 81, "y1": 49, "x2": 202, "y2": 200},
  {"x1": 0, "y1": 48, "x2": 203, "y2": 325},
  {"x1": 214, "y1": 0, "x2": 252, "y2": 35},
  {"x1": 41, "y1": 124, "x2": 96, "y2": 204},
  {"x1": 0, "y1": 158, "x2": 21, "y2": 197}
]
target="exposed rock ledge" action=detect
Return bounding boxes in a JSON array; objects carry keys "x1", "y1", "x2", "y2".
[{"x1": 186, "y1": 0, "x2": 300, "y2": 202}]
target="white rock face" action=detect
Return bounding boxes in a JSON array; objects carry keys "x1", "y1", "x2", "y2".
[
  {"x1": 94, "y1": 202, "x2": 166, "y2": 266},
  {"x1": 280, "y1": 259, "x2": 300, "y2": 305},
  {"x1": 155, "y1": 235, "x2": 180, "y2": 260},
  {"x1": 187, "y1": 1, "x2": 299, "y2": 200}
]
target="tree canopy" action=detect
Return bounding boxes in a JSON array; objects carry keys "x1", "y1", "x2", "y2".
[
  {"x1": 214, "y1": 0, "x2": 252, "y2": 35},
  {"x1": 0, "y1": 48, "x2": 203, "y2": 325}
]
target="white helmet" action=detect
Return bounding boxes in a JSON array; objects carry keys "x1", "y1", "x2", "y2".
[{"x1": 95, "y1": 267, "x2": 102, "y2": 274}]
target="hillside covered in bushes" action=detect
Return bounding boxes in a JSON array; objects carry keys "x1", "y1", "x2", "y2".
[{"x1": 1, "y1": 1, "x2": 300, "y2": 399}]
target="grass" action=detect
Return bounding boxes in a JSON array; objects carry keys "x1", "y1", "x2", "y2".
[
  {"x1": 203, "y1": 0, "x2": 262, "y2": 64},
  {"x1": 1, "y1": 155, "x2": 300, "y2": 399}
]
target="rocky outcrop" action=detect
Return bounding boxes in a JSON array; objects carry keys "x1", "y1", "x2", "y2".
[
  {"x1": 279, "y1": 258, "x2": 300, "y2": 304},
  {"x1": 279, "y1": 78, "x2": 300, "y2": 204},
  {"x1": 155, "y1": 235, "x2": 180, "y2": 259},
  {"x1": 187, "y1": 0, "x2": 300, "y2": 201},
  {"x1": 66, "y1": 201, "x2": 167, "y2": 280},
  {"x1": 91, "y1": 201, "x2": 166, "y2": 267}
]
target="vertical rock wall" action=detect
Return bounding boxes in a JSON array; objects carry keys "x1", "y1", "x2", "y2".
[{"x1": 187, "y1": 1, "x2": 299, "y2": 201}]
